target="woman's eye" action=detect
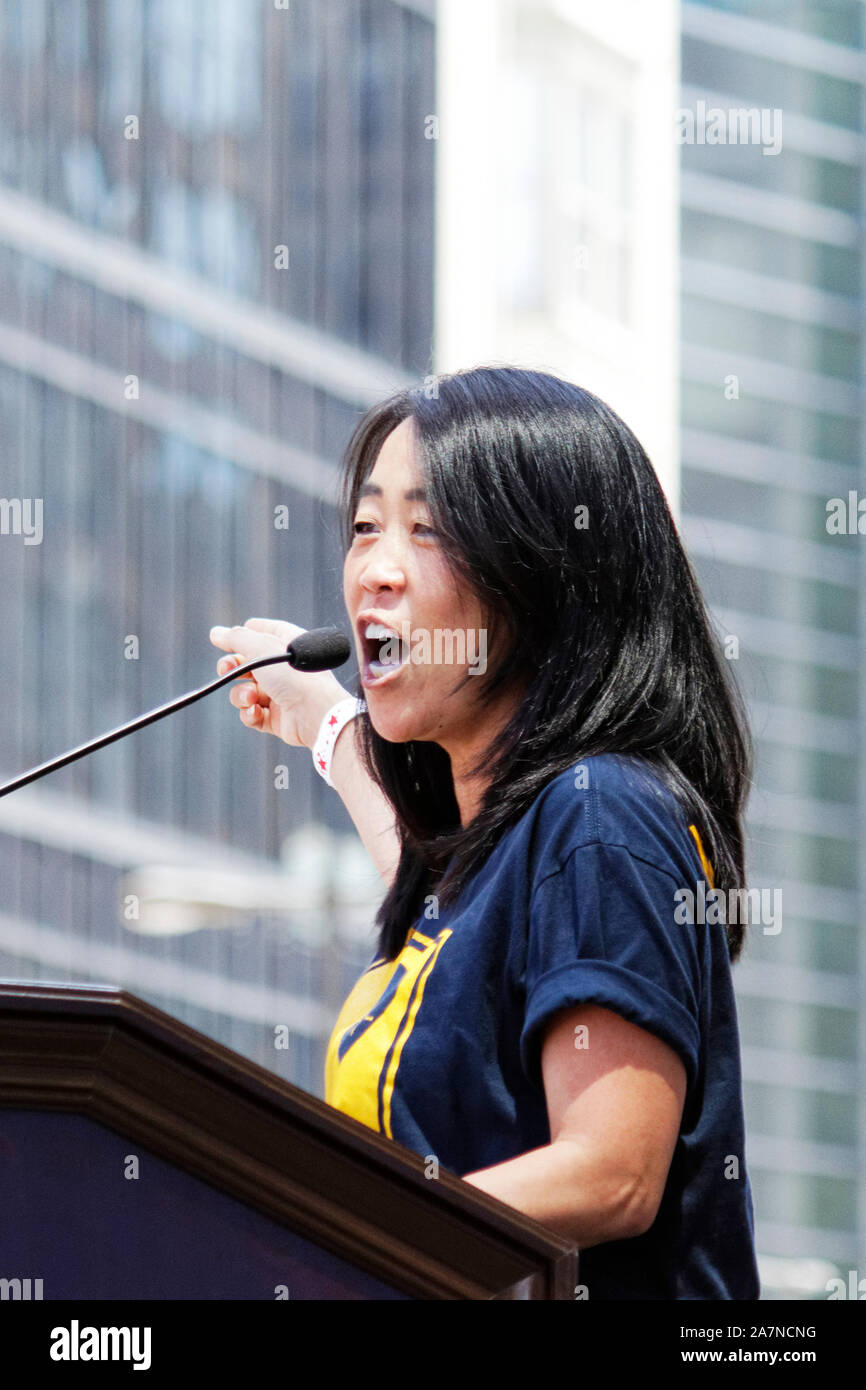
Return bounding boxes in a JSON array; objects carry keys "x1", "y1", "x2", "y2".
[{"x1": 351, "y1": 519, "x2": 436, "y2": 537}]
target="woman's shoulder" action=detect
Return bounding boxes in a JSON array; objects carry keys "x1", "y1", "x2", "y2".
[{"x1": 526, "y1": 753, "x2": 700, "y2": 885}]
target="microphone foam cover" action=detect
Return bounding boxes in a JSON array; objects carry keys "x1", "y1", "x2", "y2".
[{"x1": 286, "y1": 627, "x2": 351, "y2": 672}]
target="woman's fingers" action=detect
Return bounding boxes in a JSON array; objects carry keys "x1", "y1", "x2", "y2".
[
  {"x1": 210, "y1": 625, "x2": 241, "y2": 654},
  {"x1": 229, "y1": 680, "x2": 271, "y2": 710},
  {"x1": 244, "y1": 616, "x2": 305, "y2": 644},
  {"x1": 214, "y1": 648, "x2": 274, "y2": 734},
  {"x1": 244, "y1": 700, "x2": 276, "y2": 734},
  {"x1": 211, "y1": 622, "x2": 296, "y2": 684},
  {"x1": 210, "y1": 620, "x2": 316, "y2": 744},
  {"x1": 211, "y1": 618, "x2": 303, "y2": 658},
  {"x1": 230, "y1": 681, "x2": 271, "y2": 732},
  {"x1": 209, "y1": 624, "x2": 268, "y2": 672},
  {"x1": 219, "y1": 655, "x2": 254, "y2": 688}
]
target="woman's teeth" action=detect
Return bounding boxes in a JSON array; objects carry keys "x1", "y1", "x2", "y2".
[{"x1": 364, "y1": 622, "x2": 406, "y2": 674}]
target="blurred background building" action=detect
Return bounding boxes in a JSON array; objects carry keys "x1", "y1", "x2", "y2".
[
  {"x1": 0, "y1": 0, "x2": 862, "y2": 1300},
  {"x1": 676, "y1": 0, "x2": 864, "y2": 1300},
  {"x1": 0, "y1": 0, "x2": 436, "y2": 1094},
  {"x1": 436, "y1": 0, "x2": 680, "y2": 498}
]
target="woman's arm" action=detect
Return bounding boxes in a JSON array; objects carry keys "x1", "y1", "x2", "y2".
[
  {"x1": 461, "y1": 1003, "x2": 686, "y2": 1247},
  {"x1": 210, "y1": 620, "x2": 400, "y2": 887},
  {"x1": 326, "y1": 716, "x2": 400, "y2": 887}
]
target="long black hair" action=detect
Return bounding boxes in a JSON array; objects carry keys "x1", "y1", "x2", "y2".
[{"x1": 339, "y1": 366, "x2": 753, "y2": 962}]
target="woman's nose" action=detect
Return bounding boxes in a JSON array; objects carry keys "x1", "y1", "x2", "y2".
[{"x1": 358, "y1": 534, "x2": 407, "y2": 591}]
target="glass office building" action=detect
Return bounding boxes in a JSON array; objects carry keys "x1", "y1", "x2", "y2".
[
  {"x1": 678, "y1": 0, "x2": 865, "y2": 1295},
  {"x1": 0, "y1": 0, "x2": 435, "y2": 1095}
]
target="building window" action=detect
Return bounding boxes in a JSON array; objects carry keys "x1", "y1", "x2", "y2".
[
  {"x1": 553, "y1": 81, "x2": 634, "y2": 326},
  {"x1": 496, "y1": 64, "x2": 545, "y2": 312},
  {"x1": 497, "y1": 35, "x2": 636, "y2": 329},
  {"x1": 150, "y1": 0, "x2": 263, "y2": 138},
  {"x1": 148, "y1": 177, "x2": 260, "y2": 297},
  {"x1": 0, "y1": 0, "x2": 48, "y2": 60}
]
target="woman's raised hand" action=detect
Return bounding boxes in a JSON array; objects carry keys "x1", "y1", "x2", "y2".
[{"x1": 209, "y1": 617, "x2": 350, "y2": 750}]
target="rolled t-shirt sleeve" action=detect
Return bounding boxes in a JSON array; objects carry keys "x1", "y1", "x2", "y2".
[{"x1": 519, "y1": 840, "x2": 703, "y2": 1095}]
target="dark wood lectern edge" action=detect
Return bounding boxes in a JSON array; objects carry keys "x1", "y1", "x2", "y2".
[{"x1": 0, "y1": 980, "x2": 578, "y2": 1301}]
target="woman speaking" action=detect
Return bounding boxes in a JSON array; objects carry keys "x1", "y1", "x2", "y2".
[{"x1": 210, "y1": 365, "x2": 760, "y2": 1301}]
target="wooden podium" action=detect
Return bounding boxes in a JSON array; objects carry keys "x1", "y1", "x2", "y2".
[{"x1": 0, "y1": 981, "x2": 578, "y2": 1300}]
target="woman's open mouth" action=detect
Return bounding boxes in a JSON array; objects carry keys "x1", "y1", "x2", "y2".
[{"x1": 359, "y1": 621, "x2": 411, "y2": 688}]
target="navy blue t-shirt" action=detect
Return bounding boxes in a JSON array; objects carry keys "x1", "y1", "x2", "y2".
[{"x1": 325, "y1": 753, "x2": 760, "y2": 1300}]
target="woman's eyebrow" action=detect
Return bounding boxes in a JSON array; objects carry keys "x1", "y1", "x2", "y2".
[{"x1": 358, "y1": 482, "x2": 427, "y2": 502}]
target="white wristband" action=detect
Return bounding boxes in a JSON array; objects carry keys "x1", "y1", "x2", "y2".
[{"x1": 312, "y1": 696, "x2": 366, "y2": 787}]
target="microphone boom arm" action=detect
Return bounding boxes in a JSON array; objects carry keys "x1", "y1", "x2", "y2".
[{"x1": 0, "y1": 632, "x2": 349, "y2": 799}]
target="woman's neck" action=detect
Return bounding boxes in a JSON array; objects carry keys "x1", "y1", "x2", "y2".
[{"x1": 441, "y1": 688, "x2": 523, "y2": 827}]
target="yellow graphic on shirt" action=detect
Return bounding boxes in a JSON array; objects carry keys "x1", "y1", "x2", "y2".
[
  {"x1": 688, "y1": 824, "x2": 715, "y2": 888},
  {"x1": 324, "y1": 925, "x2": 452, "y2": 1139}
]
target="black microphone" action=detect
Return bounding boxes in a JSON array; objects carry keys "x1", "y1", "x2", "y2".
[
  {"x1": 0, "y1": 627, "x2": 352, "y2": 799},
  {"x1": 283, "y1": 627, "x2": 351, "y2": 673}
]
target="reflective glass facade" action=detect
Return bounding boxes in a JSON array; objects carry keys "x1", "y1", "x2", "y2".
[
  {"x1": 679, "y1": 0, "x2": 865, "y2": 1295},
  {"x1": 0, "y1": 0, "x2": 435, "y2": 1097}
]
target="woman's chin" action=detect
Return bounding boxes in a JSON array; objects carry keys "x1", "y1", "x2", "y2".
[
  {"x1": 367, "y1": 716, "x2": 419, "y2": 744},
  {"x1": 364, "y1": 692, "x2": 429, "y2": 744}
]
